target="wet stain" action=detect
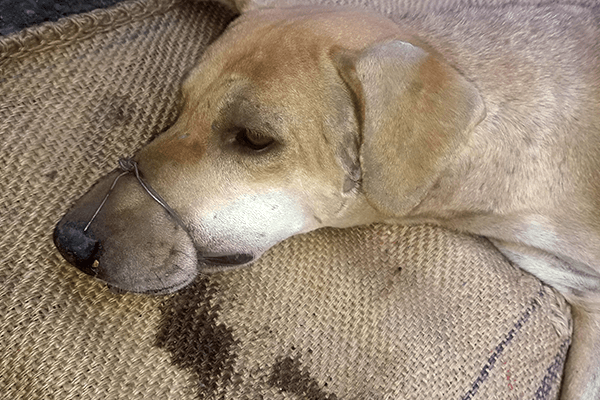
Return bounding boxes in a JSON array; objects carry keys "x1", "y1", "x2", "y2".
[
  {"x1": 155, "y1": 277, "x2": 239, "y2": 397},
  {"x1": 270, "y1": 356, "x2": 339, "y2": 400},
  {"x1": 45, "y1": 170, "x2": 58, "y2": 181},
  {"x1": 95, "y1": 94, "x2": 138, "y2": 129}
]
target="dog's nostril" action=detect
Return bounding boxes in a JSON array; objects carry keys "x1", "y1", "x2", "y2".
[{"x1": 53, "y1": 221, "x2": 101, "y2": 276}]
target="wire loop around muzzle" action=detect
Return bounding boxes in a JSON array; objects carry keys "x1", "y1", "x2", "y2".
[{"x1": 83, "y1": 158, "x2": 186, "y2": 232}]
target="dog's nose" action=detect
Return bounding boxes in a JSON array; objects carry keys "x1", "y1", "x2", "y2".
[{"x1": 53, "y1": 221, "x2": 101, "y2": 276}]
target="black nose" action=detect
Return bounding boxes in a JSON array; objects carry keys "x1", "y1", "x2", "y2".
[{"x1": 53, "y1": 221, "x2": 101, "y2": 276}]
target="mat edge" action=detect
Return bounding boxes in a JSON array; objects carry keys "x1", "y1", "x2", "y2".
[{"x1": 0, "y1": 0, "x2": 180, "y2": 65}]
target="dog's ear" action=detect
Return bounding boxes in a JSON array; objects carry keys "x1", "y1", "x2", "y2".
[{"x1": 333, "y1": 40, "x2": 485, "y2": 216}]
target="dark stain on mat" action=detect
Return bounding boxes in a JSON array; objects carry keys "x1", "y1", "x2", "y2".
[
  {"x1": 94, "y1": 94, "x2": 138, "y2": 129},
  {"x1": 270, "y1": 355, "x2": 339, "y2": 400},
  {"x1": 155, "y1": 277, "x2": 239, "y2": 397}
]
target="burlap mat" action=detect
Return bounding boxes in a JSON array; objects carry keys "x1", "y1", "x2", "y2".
[{"x1": 0, "y1": 0, "x2": 573, "y2": 399}]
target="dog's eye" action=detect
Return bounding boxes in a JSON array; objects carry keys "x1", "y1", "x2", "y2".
[{"x1": 234, "y1": 128, "x2": 274, "y2": 152}]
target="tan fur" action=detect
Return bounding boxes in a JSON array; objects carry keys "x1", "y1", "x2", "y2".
[{"x1": 54, "y1": 2, "x2": 600, "y2": 398}]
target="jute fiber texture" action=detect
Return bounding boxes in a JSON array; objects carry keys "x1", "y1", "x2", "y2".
[{"x1": 0, "y1": 0, "x2": 573, "y2": 399}]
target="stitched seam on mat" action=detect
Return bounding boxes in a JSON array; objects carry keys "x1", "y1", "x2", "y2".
[
  {"x1": 0, "y1": 0, "x2": 179, "y2": 65},
  {"x1": 533, "y1": 338, "x2": 571, "y2": 400},
  {"x1": 461, "y1": 287, "x2": 545, "y2": 400}
]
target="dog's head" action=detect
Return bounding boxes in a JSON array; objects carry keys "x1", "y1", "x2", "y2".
[{"x1": 54, "y1": 6, "x2": 484, "y2": 294}]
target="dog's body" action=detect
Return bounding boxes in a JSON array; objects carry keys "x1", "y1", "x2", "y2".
[{"x1": 54, "y1": 1, "x2": 600, "y2": 398}]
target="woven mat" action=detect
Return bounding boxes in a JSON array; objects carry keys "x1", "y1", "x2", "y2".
[{"x1": 0, "y1": 0, "x2": 573, "y2": 398}]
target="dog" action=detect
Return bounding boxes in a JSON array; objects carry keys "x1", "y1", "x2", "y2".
[{"x1": 53, "y1": 0, "x2": 600, "y2": 398}]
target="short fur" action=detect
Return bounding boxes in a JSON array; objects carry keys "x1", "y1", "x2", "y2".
[{"x1": 54, "y1": 2, "x2": 600, "y2": 398}]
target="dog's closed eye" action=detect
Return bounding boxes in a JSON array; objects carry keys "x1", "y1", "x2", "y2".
[{"x1": 233, "y1": 127, "x2": 275, "y2": 152}]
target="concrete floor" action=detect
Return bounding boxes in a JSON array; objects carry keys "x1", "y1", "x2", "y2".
[{"x1": 0, "y1": 0, "x2": 125, "y2": 35}]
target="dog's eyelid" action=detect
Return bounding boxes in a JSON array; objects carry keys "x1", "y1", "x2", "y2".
[{"x1": 233, "y1": 127, "x2": 276, "y2": 152}]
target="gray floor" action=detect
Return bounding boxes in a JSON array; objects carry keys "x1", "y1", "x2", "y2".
[{"x1": 0, "y1": 0, "x2": 126, "y2": 36}]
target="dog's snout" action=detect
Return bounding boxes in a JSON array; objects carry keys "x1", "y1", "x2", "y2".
[{"x1": 53, "y1": 221, "x2": 101, "y2": 276}]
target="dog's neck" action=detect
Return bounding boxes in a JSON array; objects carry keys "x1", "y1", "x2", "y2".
[{"x1": 387, "y1": 135, "x2": 600, "y2": 306}]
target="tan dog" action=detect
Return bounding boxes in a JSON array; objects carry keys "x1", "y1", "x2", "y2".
[{"x1": 54, "y1": 1, "x2": 600, "y2": 398}]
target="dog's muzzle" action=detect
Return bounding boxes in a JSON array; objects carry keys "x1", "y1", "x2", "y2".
[{"x1": 53, "y1": 158, "x2": 254, "y2": 283}]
